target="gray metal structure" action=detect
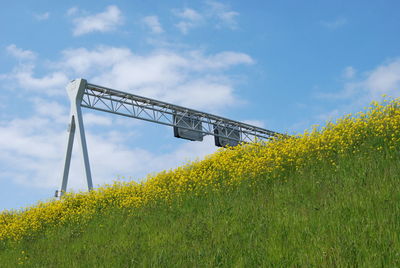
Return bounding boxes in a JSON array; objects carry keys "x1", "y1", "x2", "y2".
[{"x1": 57, "y1": 78, "x2": 282, "y2": 197}]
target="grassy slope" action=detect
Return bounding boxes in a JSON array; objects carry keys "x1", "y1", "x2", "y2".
[{"x1": 1, "y1": 148, "x2": 399, "y2": 267}]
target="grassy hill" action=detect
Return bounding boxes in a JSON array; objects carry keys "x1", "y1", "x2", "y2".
[{"x1": 1, "y1": 99, "x2": 400, "y2": 267}]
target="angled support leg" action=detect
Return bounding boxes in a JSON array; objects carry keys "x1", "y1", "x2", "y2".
[
  {"x1": 59, "y1": 115, "x2": 76, "y2": 197},
  {"x1": 74, "y1": 103, "x2": 93, "y2": 191},
  {"x1": 58, "y1": 79, "x2": 93, "y2": 198}
]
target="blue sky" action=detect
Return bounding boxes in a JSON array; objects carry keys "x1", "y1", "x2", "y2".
[{"x1": 1, "y1": 0, "x2": 400, "y2": 211}]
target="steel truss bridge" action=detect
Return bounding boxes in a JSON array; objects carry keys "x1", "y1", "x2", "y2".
[{"x1": 58, "y1": 79, "x2": 283, "y2": 197}]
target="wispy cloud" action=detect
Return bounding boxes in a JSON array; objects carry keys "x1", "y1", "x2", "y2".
[
  {"x1": 66, "y1": 7, "x2": 78, "y2": 16},
  {"x1": 334, "y1": 59, "x2": 400, "y2": 101},
  {"x1": 34, "y1": 12, "x2": 50, "y2": 21},
  {"x1": 142, "y1": 15, "x2": 164, "y2": 34},
  {"x1": 70, "y1": 5, "x2": 123, "y2": 36},
  {"x1": 342, "y1": 66, "x2": 356, "y2": 79},
  {"x1": 314, "y1": 59, "x2": 400, "y2": 125},
  {"x1": 2, "y1": 46, "x2": 66, "y2": 94},
  {"x1": 11, "y1": 65, "x2": 68, "y2": 94},
  {"x1": 206, "y1": 1, "x2": 239, "y2": 29},
  {"x1": 6, "y1": 44, "x2": 36, "y2": 61},
  {"x1": 321, "y1": 17, "x2": 347, "y2": 29},
  {"x1": 364, "y1": 59, "x2": 400, "y2": 99},
  {"x1": 173, "y1": 1, "x2": 239, "y2": 34},
  {"x1": 173, "y1": 8, "x2": 204, "y2": 34},
  {"x1": 175, "y1": 8, "x2": 203, "y2": 21}
]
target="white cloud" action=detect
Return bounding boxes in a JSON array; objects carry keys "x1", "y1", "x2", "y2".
[
  {"x1": 1, "y1": 46, "x2": 68, "y2": 95},
  {"x1": 0, "y1": 116, "x2": 63, "y2": 162},
  {"x1": 364, "y1": 59, "x2": 400, "y2": 99},
  {"x1": 87, "y1": 50, "x2": 188, "y2": 89},
  {"x1": 173, "y1": 2, "x2": 240, "y2": 33},
  {"x1": 9, "y1": 64, "x2": 69, "y2": 95},
  {"x1": 173, "y1": 8, "x2": 203, "y2": 34},
  {"x1": 60, "y1": 46, "x2": 132, "y2": 74},
  {"x1": 71, "y1": 5, "x2": 123, "y2": 36},
  {"x1": 344, "y1": 59, "x2": 400, "y2": 101},
  {"x1": 314, "y1": 58, "x2": 400, "y2": 127},
  {"x1": 188, "y1": 50, "x2": 254, "y2": 70},
  {"x1": 218, "y1": 11, "x2": 239, "y2": 28},
  {"x1": 83, "y1": 113, "x2": 113, "y2": 126},
  {"x1": 321, "y1": 17, "x2": 347, "y2": 29},
  {"x1": 31, "y1": 98, "x2": 68, "y2": 123},
  {"x1": 142, "y1": 16, "x2": 164, "y2": 34},
  {"x1": 66, "y1": 7, "x2": 78, "y2": 16},
  {"x1": 175, "y1": 8, "x2": 203, "y2": 21},
  {"x1": 6, "y1": 44, "x2": 36, "y2": 61},
  {"x1": 167, "y1": 78, "x2": 237, "y2": 108},
  {"x1": 206, "y1": 1, "x2": 239, "y2": 29},
  {"x1": 16, "y1": 70, "x2": 68, "y2": 92},
  {"x1": 175, "y1": 21, "x2": 194, "y2": 34},
  {"x1": 1, "y1": 45, "x2": 253, "y2": 107},
  {"x1": 34, "y1": 12, "x2": 50, "y2": 21},
  {"x1": 59, "y1": 46, "x2": 253, "y2": 111},
  {"x1": 342, "y1": 66, "x2": 356, "y2": 79},
  {"x1": 0, "y1": 100, "x2": 217, "y2": 190},
  {"x1": 319, "y1": 59, "x2": 400, "y2": 101}
]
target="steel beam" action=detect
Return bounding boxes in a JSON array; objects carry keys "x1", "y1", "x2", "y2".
[
  {"x1": 81, "y1": 83, "x2": 280, "y2": 143},
  {"x1": 59, "y1": 78, "x2": 284, "y2": 196}
]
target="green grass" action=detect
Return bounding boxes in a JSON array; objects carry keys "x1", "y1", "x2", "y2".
[{"x1": 1, "y1": 145, "x2": 399, "y2": 267}]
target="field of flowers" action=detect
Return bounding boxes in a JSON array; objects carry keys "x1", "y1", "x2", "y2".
[{"x1": 1, "y1": 97, "x2": 400, "y2": 242}]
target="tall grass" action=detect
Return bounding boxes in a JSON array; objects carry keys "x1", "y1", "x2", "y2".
[
  {"x1": 1, "y1": 99, "x2": 400, "y2": 266},
  {"x1": 1, "y1": 145, "x2": 399, "y2": 267}
]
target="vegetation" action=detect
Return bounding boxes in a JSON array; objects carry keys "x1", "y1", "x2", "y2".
[{"x1": 0, "y1": 98, "x2": 399, "y2": 266}]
